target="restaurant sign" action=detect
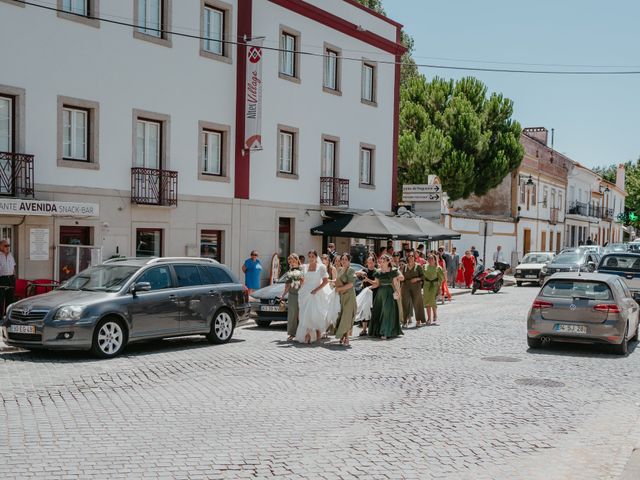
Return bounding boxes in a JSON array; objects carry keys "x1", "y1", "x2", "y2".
[{"x1": 0, "y1": 199, "x2": 99, "y2": 217}]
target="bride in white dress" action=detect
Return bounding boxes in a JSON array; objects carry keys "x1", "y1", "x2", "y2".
[{"x1": 295, "y1": 251, "x2": 331, "y2": 343}]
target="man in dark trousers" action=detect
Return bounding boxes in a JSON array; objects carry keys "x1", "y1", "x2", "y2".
[{"x1": 0, "y1": 239, "x2": 16, "y2": 314}]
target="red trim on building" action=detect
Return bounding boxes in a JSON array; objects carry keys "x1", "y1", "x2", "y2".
[
  {"x1": 341, "y1": 0, "x2": 403, "y2": 28},
  {"x1": 234, "y1": 0, "x2": 252, "y2": 200},
  {"x1": 391, "y1": 25, "x2": 401, "y2": 209},
  {"x1": 268, "y1": 0, "x2": 405, "y2": 55}
]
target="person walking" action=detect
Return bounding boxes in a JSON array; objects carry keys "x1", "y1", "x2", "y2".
[
  {"x1": 0, "y1": 239, "x2": 16, "y2": 314},
  {"x1": 400, "y1": 251, "x2": 425, "y2": 327},
  {"x1": 242, "y1": 250, "x2": 262, "y2": 294},
  {"x1": 437, "y1": 252, "x2": 452, "y2": 303},
  {"x1": 282, "y1": 254, "x2": 303, "y2": 341},
  {"x1": 295, "y1": 251, "x2": 330, "y2": 344},
  {"x1": 334, "y1": 253, "x2": 357, "y2": 347},
  {"x1": 321, "y1": 254, "x2": 339, "y2": 336},
  {"x1": 355, "y1": 255, "x2": 378, "y2": 336},
  {"x1": 461, "y1": 250, "x2": 476, "y2": 288},
  {"x1": 368, "y1": 254, "x2": 404, "y2": 340},
  {"x1": 327, "y1": 242, "x2": 338, "y2": 263},
  {"x1": 471, "y1": 246, "x2": 480, "y2": 261},
  {"x1": 448, "y1": 247, "x2": 460, "y2": 288},
  {"x1": 422, "y1": 254, "x2": 445, "y2": 325}
]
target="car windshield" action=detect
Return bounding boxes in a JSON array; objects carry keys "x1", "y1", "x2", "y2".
[
  {"x1": 521, "y1": 254, "x2": 551, "y2": 264},
  {"x1": 552, "y1": 252, "x2": 584, "y2": 264},
  {"x1": 60, "y1": 265, "x2": 140, "y2": 292},
  {"x1": 542, "y1": 280, "x2": 613, "y2": 301},
  {"x1": 604, "y1": 244, "x2": 627, "y2": 253},
  {"x1": 599, "y1": 255, "x2": 640, "y2": 272}
]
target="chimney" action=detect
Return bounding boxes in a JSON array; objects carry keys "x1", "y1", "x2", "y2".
[
  {"x1": 616, "y1": 164, "x2": 626, "y2": 191},
  {"x1": 522, "y1": 127, "x2": 548, "y2": 146}
]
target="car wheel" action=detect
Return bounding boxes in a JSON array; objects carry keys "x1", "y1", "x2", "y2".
[
  {"x1": 516, "y1": 281, "x2": 522, "y2": 287},
  {"x1": 631, "y1": 324, "x2": 639, "y2": 342},
  {"x1": 255, "y1": 319, "x2": 272, "y2": 328},
  {"x1": 91, "y1": 317, "x2": 127, "y2": 358},
  {"x1": 611, "y1": 324, "x2": 629, "y2": 355},
  {"x1": 207, "y1": 309, "x2": 235, "y2": 344},
  {"x1": 527, "y1": 336, "x2": 543, "y2": 349},
  {"x1": 471, "y1": 285, "x2": 477, "y2": 294}
]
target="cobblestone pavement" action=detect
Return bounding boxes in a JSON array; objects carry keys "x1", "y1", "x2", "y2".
[{"x1": 1, "y1": 286, "x2": 640, "y2": 479}]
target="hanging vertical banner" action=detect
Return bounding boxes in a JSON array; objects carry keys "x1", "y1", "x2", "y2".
[{"x1": 245, "y1": 38, "x2": 263, "y2": 151}]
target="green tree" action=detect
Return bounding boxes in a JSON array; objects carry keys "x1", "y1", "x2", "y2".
[
  {"x1": 399, "y1": 76, "x2": 524, "y2": 200},
  {"x1": 595, "y1": 160, "x2": 640, "y2": 225}
]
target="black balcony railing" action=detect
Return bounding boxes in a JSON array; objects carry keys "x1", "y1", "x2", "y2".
[
  {"x1": 567, "y1": 201, "x2": 616, "y2": 220},
  {"x1": 131, "y1": 167, "x2": 178, "y2": 206},
  {"x1": 567, "y1": 201, "x2": 589, "y2": 216},
  {"x1": 320, "y1": 177, "x2": 349, "y2": 207},
  {"x1": 0, "y1": 152, "x2": 34, "y2": 198}
]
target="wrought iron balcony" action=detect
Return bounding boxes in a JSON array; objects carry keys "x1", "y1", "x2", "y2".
[
  {"x1": 567, "y1": 201, "x2": 589, "y2": 216},
  {"x1": 0, "y1": 152, "x2": 34, "y2": 198},
  {"x1": 131, "y1": 167, "x2": 178, "y2": 206},
  {"x1": 320, "y1": 177, "x2": 349, "y2": 208},
  {"x1": 549, "y1": 207, "x2": 560, "y2": 224}
]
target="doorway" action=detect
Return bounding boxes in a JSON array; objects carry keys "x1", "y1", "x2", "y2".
[
  {"x1": 541, "y1": 231, "x2": 546, "y2": 253},
  {"x1": 523, "y1": 229, "x2": 531, "y2": 255},
  {"x1": 556, "y1": 232, "x2": 561, "y2": 252}
]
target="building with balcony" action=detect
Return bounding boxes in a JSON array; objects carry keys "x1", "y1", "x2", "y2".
[{"x1": 0, "y1": 0, "x2": 403, "y2": 282}]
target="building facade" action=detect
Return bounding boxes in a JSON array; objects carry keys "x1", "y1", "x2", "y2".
[
  {"x1": 442, "y1": 127, "x2": 626, "y2": 264},
  {"x1": 0, "y1": 0, "x2": 403, "y2": 283}
]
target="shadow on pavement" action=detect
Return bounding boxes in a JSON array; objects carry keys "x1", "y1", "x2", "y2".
[
  {"x1": 526, "y1": 340, "x2": 638, "y2": 359},
  {"x1": 0, "y1": 335, "x2": 245, "y2": 363}
]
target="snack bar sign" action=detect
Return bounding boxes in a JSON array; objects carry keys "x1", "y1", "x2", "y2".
[{"x1": 0, "y1": 199, "x2": 99, "y2": 217}]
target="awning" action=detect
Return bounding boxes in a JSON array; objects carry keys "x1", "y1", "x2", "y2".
[{"x1": 310, "y1": 209, "x2": 460, "y2": 241}]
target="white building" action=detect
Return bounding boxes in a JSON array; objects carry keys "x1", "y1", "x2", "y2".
[{"x1": 0, "y1": 0, "x2": 403, "y2": 283}]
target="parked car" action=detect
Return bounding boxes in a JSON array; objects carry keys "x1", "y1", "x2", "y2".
[
  {"x1": 603, "y1": 243, "x2": 629, "y2": 254},
  {"x1": 1, "y1": 257, "x2": 250, "y2": 358},
  {"x1": 540, "y1": 249, "x2": 601, "y2": 283},
  {"x1": 597, "y1": 253, "x2": 640, "y2": 301},
  {"x1": 514, "y1": 252, "x2": 555, "y2": 287},
  {"x1": 251, "y1": 263, "x2": 364, "y2": 328},
  {"x1": 527, "y1": 273, "x2": 639, "y2": 355}
]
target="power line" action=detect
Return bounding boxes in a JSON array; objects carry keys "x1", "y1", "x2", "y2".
[{"x1": 12, "y1": 0, "x2": 640, "y2": 76}]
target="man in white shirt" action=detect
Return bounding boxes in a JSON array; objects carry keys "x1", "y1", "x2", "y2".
[
  {"x1": 0, "y1": 239, "x2": 16, "y2": 312},
  {"x1": 492, "y1": 245, "x2": 507, "y2": 267}
]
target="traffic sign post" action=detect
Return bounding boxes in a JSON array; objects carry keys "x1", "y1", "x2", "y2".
[{"x1": 402, "y1": 184, "x2": 442, "y2": 202}]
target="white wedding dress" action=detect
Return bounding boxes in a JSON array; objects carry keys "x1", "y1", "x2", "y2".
[{"x1": 296, "y1": 263, "x2": 335, "y2": 342}]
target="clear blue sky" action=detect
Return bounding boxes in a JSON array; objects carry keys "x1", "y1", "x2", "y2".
[{"x1": 384, "y1": 0, "x2": 640, "y2": 169}]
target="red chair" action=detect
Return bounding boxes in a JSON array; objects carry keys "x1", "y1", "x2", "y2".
[
  {"x1": 14, "y1": 279, "x2": 29, "y2": 301},
  {"x1": 27, "y1": 279, "x2": 60, "y2": 297}
]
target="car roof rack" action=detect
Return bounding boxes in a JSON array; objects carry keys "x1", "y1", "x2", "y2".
[
  {"x1": 145, "y1": 257, "x2": 219, "y2": 265},
  {"x1": 103, "y1": 256, "x2": 157, "y2": 264}
]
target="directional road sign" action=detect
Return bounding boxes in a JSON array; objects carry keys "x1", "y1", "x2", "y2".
[
  {"x1": 402, "y1": 184, "x2": 441, "y2": 194},
  {"x1": 403, "y1": 192, "x2": 442, "y2": 202}
]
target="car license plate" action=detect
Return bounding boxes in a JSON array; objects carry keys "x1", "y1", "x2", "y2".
[
  {"x1": 555, "y1": 324, "x2": 587, "y2": 334},
  {"x1": 261, "y1": 305, "x2": 282, "y2": 312},
  {"x1": 525, "y1": 275, "x2": 538, "y2": 279},
  {"x1": 8, "y1": 324, "x2": 36, "y2": 334}
]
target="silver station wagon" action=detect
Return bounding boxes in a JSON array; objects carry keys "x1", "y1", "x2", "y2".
[
  {"x1": 527, "y1": 273, "x2": 639, "y2": 355},
  {"x1": 2, "y1": 257, "x2": 250, "y2": 358}
]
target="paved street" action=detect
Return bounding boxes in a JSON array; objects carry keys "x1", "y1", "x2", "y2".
[{"x1": 2, "y1": 286, "x2": 640, "y2": 479}]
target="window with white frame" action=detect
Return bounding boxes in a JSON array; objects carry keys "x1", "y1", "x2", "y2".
[
  {"x1": 324, "y1": 49, "x2": 338, "y2": 91},
  {"x1": 135, "y1": 119, "x2": 160, "y2": 169},
  {"x1": 137, "y1": 0, "x2": 162, "y2": 37},
  {"x1": 62, "y1": 107, "x2": 88, "y2": 161},
  {"x1": 322, "y1": 140, "x2": 336, "y2": 177},
  {"x1": 62, "y1": 0, "x2": 87, "y2": 14},
  {"x1": 360, "y1": 147, "x2": 373, "y2": 185},
  {"x1": 362, "y1": 63, "x2": 375, "y2": 102},
  {"x1": 519, "y1": 182, "x2": 526, "y2": 204},
  {"x1": 279, "y1": 131, "x2": 294, "y2": 174},
  {"x1": 203, "y1": 6, "x2": 224, "y2": 55},
  {"x1": 542, "y1": 186, "x2": 548, "y2": 208},
  {"x1": 280, "y1": 32, "x2": 296, "y2": 77},
  {"x1": 202, "y1": 129, "x2": 222, "y2": 175},
  {"x1": 0, "y1": 96, "x2": 12, "y2": 152}
]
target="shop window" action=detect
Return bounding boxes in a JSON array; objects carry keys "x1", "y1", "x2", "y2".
[
  {"x1": 200, "y1": 230, "x2": 221, "y2": 261},
  {"x1": 136, "y1": 228, "x2": 163, "y2": 257},
  {"x1": 58, "y1": 226, "x2": 99, "y2": 281}
]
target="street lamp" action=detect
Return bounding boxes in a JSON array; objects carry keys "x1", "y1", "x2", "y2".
[
  {"x1": 526, "y1": 175, "x2": 535, "y2": 187},
  {"x1": 599, "y1": 185, "x2": 610, "y2": 194}
]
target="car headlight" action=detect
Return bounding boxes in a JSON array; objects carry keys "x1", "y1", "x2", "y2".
[
  {"x1": 541, "y1": 266, "x2": 548, "y2": 274},
  {"x1": 54, "y1": 306, "x2": 84, "y2": 321}
]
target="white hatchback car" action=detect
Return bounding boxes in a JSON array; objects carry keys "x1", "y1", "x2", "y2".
[{"x1": 515, "y1": 252, "x2": 555, "y2": 287}]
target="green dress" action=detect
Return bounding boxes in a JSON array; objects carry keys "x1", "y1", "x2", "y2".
[
  {"x1": 286, "y1": 268, "x2": 301, "y2": 337},
  {"x1": 423, "y1": 265, "x2": 445, "y2": 308},
  {"x1": 369, "y1": 268, "x2": 403, "y2": 338},
  {"x1": 335, "y1": 267, "x2": 356, "y2": 339}
]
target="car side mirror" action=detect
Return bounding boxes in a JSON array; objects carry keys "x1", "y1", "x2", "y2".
[
  {"x1": 587, "y1": 262, "x2": 596, "y2": 272},
  {"x1": 634, "y1": 292, "x2": 640, "y2": 303},
  {"x1": 130, "y1": 282, "x2": 151, "y2": 295}
]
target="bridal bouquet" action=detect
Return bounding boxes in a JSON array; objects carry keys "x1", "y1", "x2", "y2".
[{"x1": 286, "y1": 269, "x2": 304, "y2": 289}]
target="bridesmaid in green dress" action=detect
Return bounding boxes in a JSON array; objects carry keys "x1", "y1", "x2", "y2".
[
  {"x1": 369, "y1": 254, "x2": 405, "y2": 340},
  {"x1": 282, "y1": 254, "x2": 303, "y2": 341},
  {"x1": 334, "y1": 253, "x2": 357, "y2": 347},
  {"x1": 422, "y1": 254, "x2": 445, "y2": 325}
]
